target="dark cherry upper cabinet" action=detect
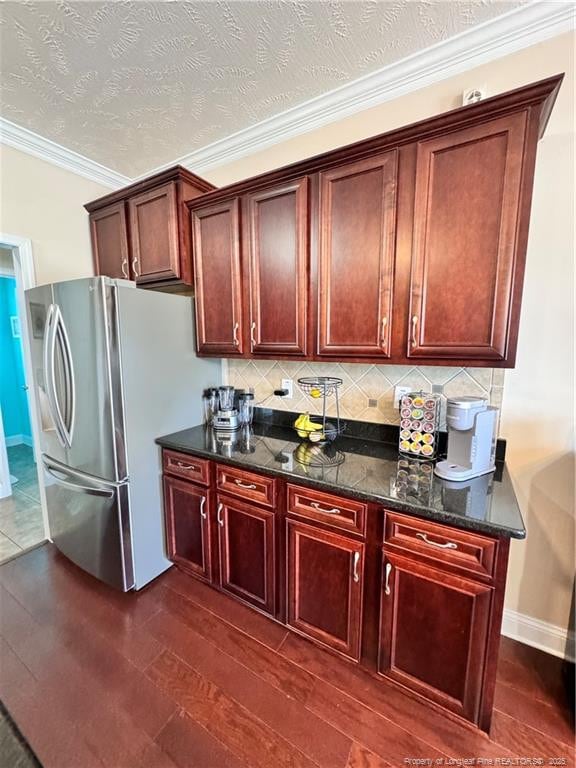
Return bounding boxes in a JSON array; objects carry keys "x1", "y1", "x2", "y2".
[
  {"x1": 379, "y1": 552, "x2": 491, "y2": 724},
  {"x1": 89, "y1": 202, "x2": 130, "y2": 280},
  {"x1": 286, "y1": 519, "x2": 364, "y2": 660},
  {"x1": 164, "y1": 475, "x2": 211, "y2": 582},
  {"x1": 317, "y1": 152, "x2": 397, "y2": 357},
  {"x1": 191, "y1": 198, "x2": 244, "y2": 355},
  {"x1": 246, "y1": 178, "x2": 309, "y2": 356},
  {"x1": 128, "y1": 182, "x2": 180, "y2": 284},
  {"x1": 86, "y1": 166, "x2": 215, "y2": 290},
  {"x1": 216, "y1": 494, "x2": 276, "y2": 616},
  {"x1": 408, "y1": 112, "x2": 528, "y2": 361}
]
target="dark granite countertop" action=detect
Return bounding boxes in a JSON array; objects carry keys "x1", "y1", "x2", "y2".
[{"x1": 156, "y1": 422, "x2": 526, "y2": 540}]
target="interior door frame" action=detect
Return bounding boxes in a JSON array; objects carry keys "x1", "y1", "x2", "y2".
[{"x1": 0, "y1": 233, "x2": 50, "y2": 543}]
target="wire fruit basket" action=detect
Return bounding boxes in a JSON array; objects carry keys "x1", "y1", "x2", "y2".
[{"x1": 293, "y1": 376, "x2": 345, "y2": 466}]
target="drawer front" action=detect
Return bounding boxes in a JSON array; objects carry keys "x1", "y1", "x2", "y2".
[
  {"x1": 216, "y1": 465, "x2": 277, "y2": 508},
  {"x1": 384, "y1": 511, "x2": 497, "y2": 580},
  {"x1": 287, "y1": 484, "x2": 367, "y2": 536},
  {"x1": 163, "y1": 450, "x2": 210, "y2": 486}
]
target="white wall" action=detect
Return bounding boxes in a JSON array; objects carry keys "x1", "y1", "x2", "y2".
[{"x1": 0, "y1": 144, "x2": 110, "y2": 285}]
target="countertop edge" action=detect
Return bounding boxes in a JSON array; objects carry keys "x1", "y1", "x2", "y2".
[{"x1": 156, "y1": 436, "x2": 526, "y2": 541}]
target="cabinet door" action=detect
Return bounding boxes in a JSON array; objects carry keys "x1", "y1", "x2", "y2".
[
  {"x1": 216, "y1": 495, "x2": 275, "y2": 616},
  {"x1": 191, "y1": 199, "x2": 244, "y2": 355},
  {"x1": 408, "y1": 112, "x2": 527, "y2": 360},
  {"x1": 379, "y1": 552, "x2": 491, "y2": 723},
  {"x1": 318, "y1": 152, "x2": 397, "y2": 357},
  {"x1": 287, "y1": 519, "x2": 364, "y2": 660},
  {"x1": 246, "y1": 178, "x2": 308, "y2": 355},
  {"x1": 164, "y1": 476, "x2": 211, "y2": 582},
  {"x1": 128, "y1": 182, "x2": 180, "y2": 284},
  {"x1": 90, "y1": 202, "x2": 130, "y2": 279}
]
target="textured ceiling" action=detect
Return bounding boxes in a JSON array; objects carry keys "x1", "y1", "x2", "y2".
[{"x1": 0, "y1": 0, "x2": 526, "y2": 178}]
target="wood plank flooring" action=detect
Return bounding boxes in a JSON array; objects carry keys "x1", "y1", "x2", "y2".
[{"x1": 0, "y1": 545, "x2": 573, "y2": 768}]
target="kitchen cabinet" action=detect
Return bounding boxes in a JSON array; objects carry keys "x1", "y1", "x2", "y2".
[
  {"x1": 89, "y1": 202, "x2": 130, "y2": 280},
  {"x1": 408, "y1": 112, "x2": 528, "y2": 360},
  {"x1": 286, "y1": 519, "x2": 364, "y2": 660},
  {"x1": 379, "y1": 551, "x2": 492, "y2": 722},
  {"x1": 216, "y1": 494, "x2": 276, "y2": 616},
  {"x1": 85, "y1": 166, "x2": 215, "y2": 290},
  {"x1": 246, "y1": 178, "x2": 309, "y2": 356},
  {"x1": 185, "y1": 75, "x2": 560, "y2": 367},
  {"x1": 160, "y1": 449, "x2": 513, "y2": 731},
  {"x1": 163, "y1": 475, "x2": 211, "y2": 582},
  {"x1": 191, "y1": 198, "x2": 244, "y2": 355},
  {"x1": 317, "y1": 152, "x2": 397, "y2": 357}
]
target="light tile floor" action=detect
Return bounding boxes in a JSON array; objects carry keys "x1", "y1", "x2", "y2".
[{"x1": 0, "y1": 445, "x2": 45, "y2": 562}]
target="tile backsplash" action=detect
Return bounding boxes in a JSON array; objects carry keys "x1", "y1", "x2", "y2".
[{"x1": 225, "y1": 360, "x2": 505, "y2": 434}]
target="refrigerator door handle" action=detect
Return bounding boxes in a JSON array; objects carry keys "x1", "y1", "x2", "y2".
[
  {"x1": 43, "y1": 304, "x2": 67, "y2": 447},
  {"x1": 41, "y1": 456, "x2": 115, "y2": 498},
  {"x1": 55, "y1": 304, "x2": 76, "y2": 446}
]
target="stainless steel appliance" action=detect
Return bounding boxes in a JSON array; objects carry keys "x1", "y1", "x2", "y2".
[
  {"x1": 25, "y1": 277, "x2": 220, "y2": 591},
  {"x1": 213, "y1": 385, "x2": 240, "y2": 432},
  {"x1": 435, "y1": 397, "x2": 497, "y2": 481}
]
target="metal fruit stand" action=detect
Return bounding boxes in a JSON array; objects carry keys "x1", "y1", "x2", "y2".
[{"x1": 293, "y1": 376, "x2": 346, "y2": 467}]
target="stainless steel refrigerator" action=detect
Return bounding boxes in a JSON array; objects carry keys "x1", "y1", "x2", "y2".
[{"x1": 25, "y1": 276, "x2": 220, "y2": 591}]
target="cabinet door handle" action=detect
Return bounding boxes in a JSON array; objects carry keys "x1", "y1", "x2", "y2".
[
  {"x1": 384, "y1": 561, "x2": 392, "y2": 595},
  {"x1": 250, "y1": 321, "x2": 257, "y2": 347},
  {"x1": 381, "y1": 316, "x2": 388, "y2": 349},
  {"x1": 416, "y1": 532, "x2": 457, "y2": 550},
  {"x1": 234, "y1": 479, "x2": 257, "y2": 490},
  {"x1": 353, "y1": 551, "x2": 361, "y2": 583},
  {"x1": 174, "y1": 460, "x2": 197, "y2": 471},
  {"x1": 132, "y1": 257, "x2": 139, "y2": 278},
  {"x1": 233, "y1": 322, "x2": 240, "y2": 347},
  {"x1": 200, "y1": 496, "x2": 207, "y2": 520},
  {"x1": 121, "y1": 258, "x2": 128, "y2": 279},
  {"x1": 217, "y1": 502, "x2": 224, "y2": 527},
  {"x1": 411, "y1": 315, "x2": 418, "y2": 346},
  {"x1": 311, "y1": 501, "x2": 340, "y2": 515}
]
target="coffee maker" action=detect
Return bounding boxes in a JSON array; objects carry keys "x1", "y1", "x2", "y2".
[{"x1": 434, "y1": 397, "x2": 497, "y2": 481}]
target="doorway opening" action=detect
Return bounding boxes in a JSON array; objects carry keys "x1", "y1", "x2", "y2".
[{"x1": 0, "y1": 239, "x2": 47, "y2": 562}]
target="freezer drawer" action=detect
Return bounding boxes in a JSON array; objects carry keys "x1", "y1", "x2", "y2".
[{"x1": 42, "y1": 455, "x2": 134, "y2": 591}]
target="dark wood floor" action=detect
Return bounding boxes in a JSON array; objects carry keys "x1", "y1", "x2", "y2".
[{"x1": 0, "y1": 545, "x2": 573, "y2": 768}]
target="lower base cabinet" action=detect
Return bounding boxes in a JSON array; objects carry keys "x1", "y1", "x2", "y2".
[
  {"x1": 216, "y1": 494, "x2": 276, "y2": 616},
  {"x1": 163, "y1": 475, "x2": 211, "y2": 581},
  {"x1": 286, "y1": 519, "x2": 364, "y2": 660},
  {"x1": 378, "y1": 552, "x2": 492, "y2": 722}
]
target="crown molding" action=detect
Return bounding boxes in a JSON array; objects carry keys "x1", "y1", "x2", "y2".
[
  {"x1": 141, "y1": 1, "x2": 575, "y2": 178},
  {"x1": 0, "y1": 118, "x2": 130, "y2": 189}
]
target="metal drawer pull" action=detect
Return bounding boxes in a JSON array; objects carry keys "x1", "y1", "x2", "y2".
[
  {"x1": 384, "y1": 562, "x2": 392, "y2": 595},
  {"x1": 250, "y1": 321, "x2": 257, "y2": 347},
  {"x1": 416, "y1": 532, "x2": 457, "y2": 550},
  {"x1": 311, "y1": 501, "x2": 341, "y2": 515},
  {"x1": 233, "y1": 322, "x2": 240, "y2": 347},
  {"x1": 353, "y1": 551, "x2": 360, "y2": 583},
  {"x1": 381, "y1": 316, "x2": 388, "y2": 349},
  {"x1": 174, "y1": 460, "x2": 198, "y2": 471},
  {"x1": 132, "y1": 257, "x2": 139, "y2": 278},
  {"x1": 217, "y1": 503, "x2": 224, "y2": 527},
  {"x1": 121, "y1": 258, "x2": 128, "y2": 278},
  {"x1": 234, "y1": 479, "x2": 257, "y2": 490},
  {"x1": 200, "y1": 497, "x2": 207, "y2": 520}
]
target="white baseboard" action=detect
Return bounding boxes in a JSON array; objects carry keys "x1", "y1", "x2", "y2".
[
  {"x1": 502, "y1": 608, "x2": 575, "y2": 663},
  {"x1": 5, "y1": 434, "x2": 33, "y2": 448}
]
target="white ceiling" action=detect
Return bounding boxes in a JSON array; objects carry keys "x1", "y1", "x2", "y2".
[{"x1": 1, "y1": 0, "x2": 528, "y2": 178}]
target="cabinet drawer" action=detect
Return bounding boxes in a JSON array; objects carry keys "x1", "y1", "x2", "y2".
[
  {"x1": 216, "y1": 465, "x2": 277, "y2": 508},
  {"x1": 384, "y1": 511, "x2": 496, "y2": 580},
  {"x1": 287, "y1": 484, "x2": 366, "y2": 536},
  {"x1": 163, "y1": 450, "x2": 210, "y2": 486}
]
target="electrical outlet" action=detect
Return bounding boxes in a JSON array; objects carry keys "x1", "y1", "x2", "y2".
[
  {"x1": 281, "y1": 378, "x2": 293, "y2": 399},
  {"x1": 394, "y1": 385, "x2": 411, "y2": 408}
]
